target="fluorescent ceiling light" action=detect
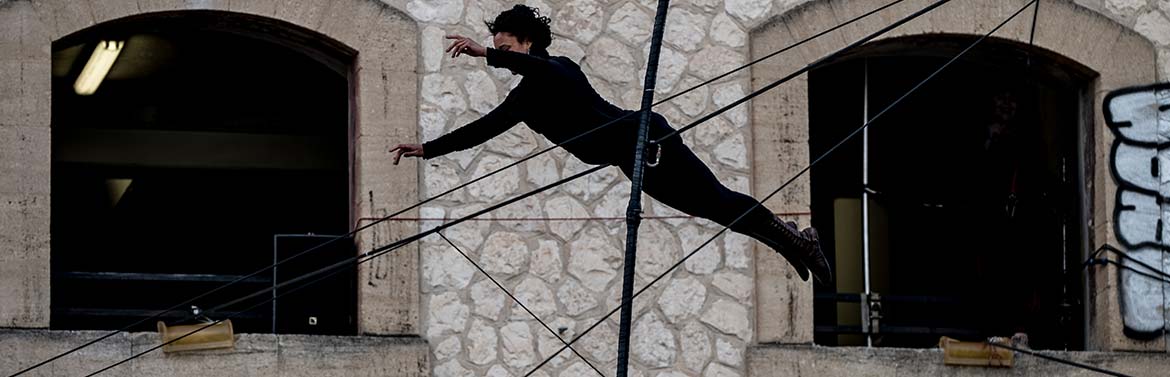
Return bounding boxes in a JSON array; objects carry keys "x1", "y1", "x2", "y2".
[
  {"x1": 74, "y1": 40, "x2": 124, "y2": 96},
  {"x1": 105, "y1": 178, "x2": 132, "y2": 207}
]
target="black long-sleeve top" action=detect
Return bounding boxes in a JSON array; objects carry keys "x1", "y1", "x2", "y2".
[{"x1": 422, "y1": 48, "x2": 650, "y2": 165}]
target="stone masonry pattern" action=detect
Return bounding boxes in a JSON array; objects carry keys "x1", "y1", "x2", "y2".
[
  {"x1": 407, "y1": 0, "x2": 1170, "y2": 376},
  {"x1": 0, "y1": 0, "x2": 1169, "y2": 376},
  {"x1": 414, "y1": 0, "x2": 757, "y2": 375}
]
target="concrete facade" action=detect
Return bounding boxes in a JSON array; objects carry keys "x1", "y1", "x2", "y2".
[
  {"x1": 749, "y1": 344, "x2": 1170, "y2": 376},
  {"x1": 1, "y1": 0, "x2": 1169, "y2": 376},
  {"x1": 0, "y1": 329, "x2": 430, "y2": 377}
]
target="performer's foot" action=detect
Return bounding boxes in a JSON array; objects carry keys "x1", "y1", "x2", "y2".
[
  {"x1": 798, "y1": 227, "x2": 833, "y2": 285},
  {"x1": 761, "y1": 217, "x2": 832, "y2": 285},
  {"x1": 748, "y1": 219, "x2": 810, "y2": 281}
]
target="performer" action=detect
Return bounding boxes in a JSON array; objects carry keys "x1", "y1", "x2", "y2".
[{"x1": 391, "y1": 5, "x2": 832, "y2": 284}]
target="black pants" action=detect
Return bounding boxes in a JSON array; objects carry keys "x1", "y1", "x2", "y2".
[{"x1": 614, "y1": 114, "x2": 776, "y2": 233}]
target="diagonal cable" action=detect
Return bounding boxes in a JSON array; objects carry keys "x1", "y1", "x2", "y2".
[
  {"x1": 1087, "y1": 258, "x2": 1170, "y2": 285},
  {"x1": 436, "y1": 232, "x2": 607, "y2": 377},
  {"x1": 5, "y1": 1, "x2": 912, "y2": 375},
  {"x1": 77, "y1": 0, "x2": 953, "y2": 374},
  {"x1": 986, "y1": 342, "x2": 1134, "y2": 377},
  {"x1": 1028, "y1": 0, "x2": 1039, "y2": 45},
  {"x1": 651, "y1": 0, "x2": 950, "y2": 144},
  {"x1": 527, "y1": 1, "x2": 1040, "y2": 375},
  {"x1": 150, "y1": 164, "x2": 605, "y2": 335},
  {"x1": 79, "y1": 165, "x2": 605, "y2": 377},
  {"x1": 1087, "y1": 245, "x2": 1170, "y2": 281}
]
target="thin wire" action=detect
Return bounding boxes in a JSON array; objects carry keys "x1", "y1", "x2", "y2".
[
  {"x1": 83, "y1": 243, "x2": 377, "y2": 377},
  {"x1": 76, "y1": 0, "x2": 924, "y2": 372},
  {"x1": 436, "y1": 232, "x2": 606, "y2": 377},
  {"x1": 650, "y1": 0, "x2": 952, "y2": 144},
  {"x1": 81, "y1": 165, "x2": 605, "y2": 377},
  {"x1": 159, "y1": 165, "x2": 606, "y2": 330},
  {"x1": 354, "y1": 211, "x2": 812, "y2": 223},
  {"x1": 90, "y1": 0, "x2": 1027, "y2": 374},
  {"x1": 1085, "y1": 247, "x2": 1170, "y2": 342},
  {"x1": 1028, "y1": 0, "x2": 1039, "y2": 46},
  {"x1": 6, "y1": 3, "x2": 906, "y2": 375},
  {"x1": 985, "y1": 342, "x2": 1135, "y2": 377},
  {"x1": 1087, "y1": 258, "x2": 1170, "y2": 285},
  {"x1": 652, "y1": 0, "x2": 908, "y2": 109},
  {"x1": 526, "y1": 1, "x2": 1038, "y2": 374},
  {"x1": 78, "y1": 0, "x2": 964, "y2": 374},
  {"x1": 1087, "y1": 245, "x2": 1170, "y2": 281}
]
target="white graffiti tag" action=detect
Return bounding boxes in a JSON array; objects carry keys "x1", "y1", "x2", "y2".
[{"x1": 1105, "y1": 82, "x2": 1170, "y2": 337}]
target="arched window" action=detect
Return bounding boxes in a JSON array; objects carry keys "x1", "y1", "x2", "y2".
[
  {"x1": 808, "y1": 35, "x2": 1096, "y2": 349},
  {"x1": 50, "y1": 12, "x2": 357, "y2": 335}
]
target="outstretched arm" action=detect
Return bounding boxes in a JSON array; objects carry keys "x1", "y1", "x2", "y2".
[
  {"x1": 484, "y1": 48, "x2": 553, "y2": 77},
  {"x1": 391, "y1": 102, "x2": 521, "y2": 164},
  {"x1": 392, "y1": 35, "x2": 533, "y2": 164},
  {"x1": 445, "y1": 34, "x2": 553, "y2": 77},
  {"x1": 421, "y1": 100, "x2": 521, "y2": 159}
]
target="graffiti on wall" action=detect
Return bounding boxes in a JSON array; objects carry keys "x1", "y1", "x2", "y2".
[{"x1": 1105, "y1": 82, "x2": 1170, "y2": 338}]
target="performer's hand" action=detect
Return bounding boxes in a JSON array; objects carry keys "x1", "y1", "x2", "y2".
[
  {"x1": 390, "y1": 143, "x2": 424, "y2": 165},
  {"x1": 445, "y1": 34, "x2": 486, "y2": 58}
]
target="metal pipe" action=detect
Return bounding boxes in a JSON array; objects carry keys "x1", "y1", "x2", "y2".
[
  {"x1": 861, "y1": 58, "x2": 874, "y2": 347},
  {"x1": 616, "y1": 0, "x2": 672, "y2": 375}
]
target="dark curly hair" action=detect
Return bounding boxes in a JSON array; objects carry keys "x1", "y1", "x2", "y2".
[{"x1": 486, "y1": 5, "x2": 553, "y2": 57}]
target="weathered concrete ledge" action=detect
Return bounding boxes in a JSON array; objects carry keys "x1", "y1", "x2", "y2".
[
  {"x1": 0, "y1": 329, "x2": 429, "y2": 377},
  {"x1": 748, "y1": 343, "x2": 1170, "y2": 376}
]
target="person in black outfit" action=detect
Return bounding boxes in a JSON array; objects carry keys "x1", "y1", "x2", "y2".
[{"x1": 392, "y1": 5, "x2": 832, "y2": 284}]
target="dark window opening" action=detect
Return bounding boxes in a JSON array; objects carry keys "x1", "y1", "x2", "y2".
[
  {"x1": 50, "y1": 13, "x2": 356, "y2": 335},
  {"x1": 809, "y1": 36, "x2": 1095, "y2": 350}
]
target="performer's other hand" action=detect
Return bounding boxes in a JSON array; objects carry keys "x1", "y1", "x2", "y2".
[
  {"x1": 445, "y1": 34, "x2": 486, "y2": 58},
  {"x1": 390, "y1": 143, "x2": 424, "y2": 165}
]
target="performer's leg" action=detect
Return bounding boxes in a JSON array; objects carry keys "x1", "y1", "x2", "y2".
[
  {"x1": 617, "y1": 115, "x2": 831, "y2": 283},
  {"x1": 629, "y1": 139, "x2": 772, "y2": 232}
]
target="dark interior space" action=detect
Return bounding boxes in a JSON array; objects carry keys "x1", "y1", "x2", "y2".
[
  {"x1": 50, "y1": 13, "x2": 355, "y2": 334},
  {"x1": 809, "y1": 36, "x2": 1093, "y2": 350}
]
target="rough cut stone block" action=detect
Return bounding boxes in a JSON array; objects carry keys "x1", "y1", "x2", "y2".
[
  {"x1": 358, "y1": 67, "x2": 418, "y2": 135},
  {"x1": 748, "y1": 344, "x2": 1170, "y2": 377},
  {"x1": 0, "y1": 196, "x2": 50, "y2": 327},
  {"x1": 0, "y1": 0, "x2": 51, "y2": 61},
  {"x1": 0, "y1": 330, "x2": 130, "y2": 375},
  {"x1": 227, "y1": 0, "x2": 281, "y2": 17},
  {"x1": 274, "y1": 0, "x2": 331, "y2": 32},
  {"x1": 0, "y1": 60, "x2": 49, "y2": 129},
  {"x1": 31, "y1": 0, "x2": 94, "y2": 40},
  {"x1": 754, "y1": 243, "x2": 811, "y2": 343},
  {"x1": 319, "y1": 0, "x2": 388, "y2": 50}
]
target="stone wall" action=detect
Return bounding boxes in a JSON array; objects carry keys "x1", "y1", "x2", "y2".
[
  {"x1": 2, "y1": 0, "x2": 1169, "y2": 376},
  {"x1": 1079, "y1": 0, "x2": 1170, "y2": 81},
  {"x1": 412, "y1": 0, "x2": 1170, "y2": 376},
  {"x1": 407, "y1": 0, "x2": 759, "y2": 376}
]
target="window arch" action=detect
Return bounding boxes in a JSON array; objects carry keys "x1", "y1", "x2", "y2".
[
  {"x1": 50, "y1": 11, "x2": 357, "y2": 334},
  {"x1": 806, "y1": 35, "x2": 1095, "y2": 349},
  {"x1": 748, "y1": 0, "x2": 1160, "y2": 351}
]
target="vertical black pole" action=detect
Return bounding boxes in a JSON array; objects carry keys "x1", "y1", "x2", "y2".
[{"x1": 616, "y1": 0, "x2": 670, "y2": 376}]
